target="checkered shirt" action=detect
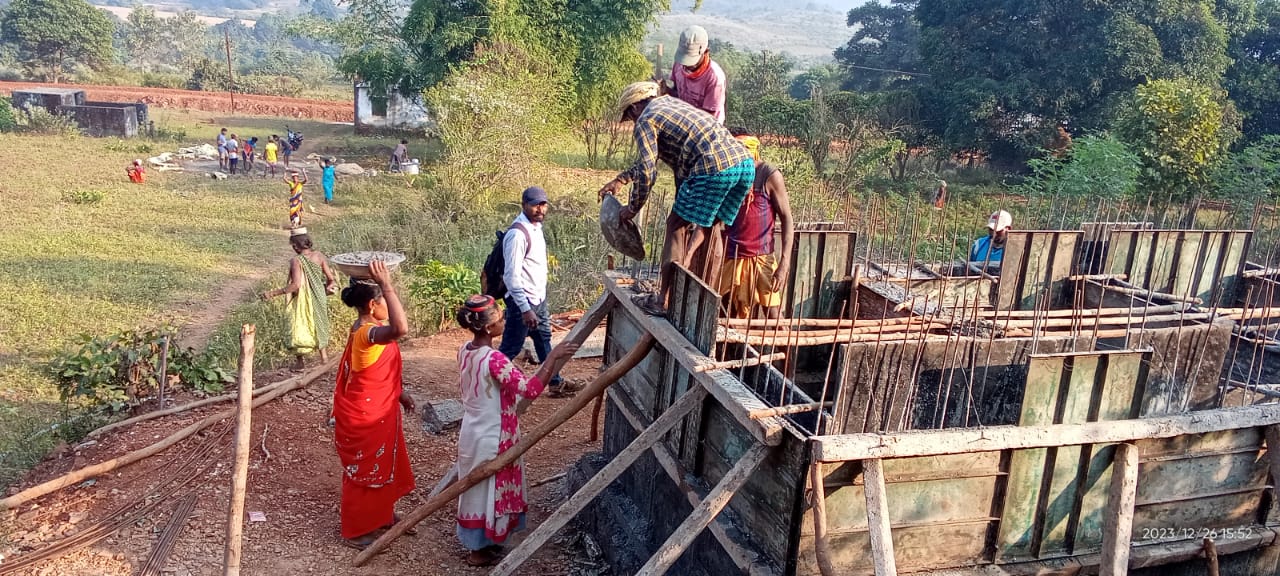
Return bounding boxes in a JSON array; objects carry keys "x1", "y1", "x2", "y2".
[{"x1": 619, "y1": 96, "x2": 750, "y2": 210}]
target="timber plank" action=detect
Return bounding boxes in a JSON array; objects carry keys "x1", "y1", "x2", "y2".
[
  {"x1": 1099, "y1": 443, "x2": 1138, "y2": 576},
  {"x1": 997, "y1": 352, "x2": 1063, "y2": 558},
  {"x1": 798, "y1": 522, "x2": 990, "y2": 575},
  {"x1": 1135, "y1": 450, "x2": 1268, "y2": 505},
  {"x1": 810, "y1": 405, "x2": 1280, "y2": 461},
  {"x1": 810, "y1": 474, "x2": 999, "y2": 535},
  {"x1": 1132, "y1": 490, "x2": 1264, "y2": 538}
]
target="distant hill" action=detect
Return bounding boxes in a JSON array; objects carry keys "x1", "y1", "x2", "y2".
[
  {"x1": 92, "y1": 0, "x2": 859, "y2": 69},
  {"x1": 654, "y1": 0, "x2": 858, "y2": 67}
]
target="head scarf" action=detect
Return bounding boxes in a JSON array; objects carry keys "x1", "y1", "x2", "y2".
[{"x1": 735, "y1": 135, "x2": 761, "y2": 163}]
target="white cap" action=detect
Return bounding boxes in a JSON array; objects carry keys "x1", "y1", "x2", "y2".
[
  {"x1": 677, "y1": 26, "x2": 710, "y2": 67},
  {"x1": 987, "y1": 210, "x2": 1012, "y2": 232}
]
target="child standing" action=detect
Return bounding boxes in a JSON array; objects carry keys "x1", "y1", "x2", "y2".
[
  {"x1": 284, "y1": 170, "x2": 308, "y2": 228},
  {"x1": 243, "y1": 137, "x2": 257, "y2": 172},
  {"x1": 318, "y1": 157, "x2": 337, "y2": 204},
  {"x1": 262, "y1": 135, "x2": 280, "y2": 178},
  {"x1": 453, "y1": 295, "x2": 578, "y2": 567}
]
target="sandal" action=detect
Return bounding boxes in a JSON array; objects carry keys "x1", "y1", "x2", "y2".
[
  {"x1": 387, "y1": 514, "x2": 418, "y2": 536},
  {"x1": 341, "y1": 534, "x2": 377, "y2": 551},
  {"x1": 465, "y1": 548, "x2": 500, "y2": 567}
]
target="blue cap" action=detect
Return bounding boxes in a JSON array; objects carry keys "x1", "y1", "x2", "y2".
[{"x1": 522, "y1": 186, "x2": 549, "y2": 205}]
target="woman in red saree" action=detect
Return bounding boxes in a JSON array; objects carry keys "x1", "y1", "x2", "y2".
[{"x1": 333, "y1": 260, "x2": 416, "y2": 549}]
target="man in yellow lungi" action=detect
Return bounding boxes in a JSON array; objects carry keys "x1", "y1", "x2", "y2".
[{"x1": 720, "y1": 131, "x2": 795, "y2": 319}]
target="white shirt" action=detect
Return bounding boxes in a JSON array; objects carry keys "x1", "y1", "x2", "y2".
[{"x1": 502, "y1": 212, "x2": 548, "y2": 312}]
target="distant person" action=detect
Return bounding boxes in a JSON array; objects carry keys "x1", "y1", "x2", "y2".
[
  {"x1": 598, "y1": 82, "x2": 754, "y2": 316},
  {"x1": 496, "y1": 187, "x2": 572, "y2": 397},
  {"x1": 721, "y1": 131, "x2": 794, "y2": 319},
  {"x1": 282, "y1": 133, "x2": 294, "y2": 168},
  {"x1": 390, "y1": 139, "x2": 408, "y2": 172},
  {"x1": 331, "y1": 260, "x2": 416, "y2": 551},
  {"x1": 262, "y1": 135, "x2": 280, "y2": 178},
  {"x1": 216, "y1": 128, "x2": 228, "y2": 171},
  {"x1": 225, "y1": 133, "x2": 240, "y2": 175},
  {"x1": 285, "y1": 170, "x2": 308, "y2": 228},
  {"x1": 260, "y1": 228, "x2": 337, "y2": 368},
  {"x1": 670, "y1": 25, "x2": 726, "y2": 124},
  {"x1": 453, "y1": 294, "x2": 579, "y2": 567},
  {"x1": 931, "y1": 180, "x2": 948, "y2": 210},
  {"x1": 242, "y1": 136, "x2": 257, "y2": 172},
  {"x1": 970, "y1": 210, "x2": 1012, "y2": 265},
  {"x1": 318, "y1": 157, "x2": 337, "y2": 204},
  {"x1": 126, "y1": 159, "x2": 146, "y2": 184}
]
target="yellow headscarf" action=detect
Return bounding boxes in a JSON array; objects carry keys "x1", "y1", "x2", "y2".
[{"x1": 735, "y1": 135, "x2": 761, "y2": 163}]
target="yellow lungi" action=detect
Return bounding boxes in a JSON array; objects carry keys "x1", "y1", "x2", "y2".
[{"x1": 719, "y1": 253, "x2": 782, "y2": 318}]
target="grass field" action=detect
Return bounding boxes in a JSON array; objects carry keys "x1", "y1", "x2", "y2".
[{"x1": 0, "y1": 110, "x2": 442, "y2": 487}]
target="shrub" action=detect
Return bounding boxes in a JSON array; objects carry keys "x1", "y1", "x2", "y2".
[
  {"x1": 236, "y1": 74, "x2": 305, "y2": 98},
  {"x1": 406, "y1": 260, "x2": 481, "y2": 332},
  {"x1": 0, "y1": 97, "x2": 14, "y2": 133},
  {"x1": 141, "y1": 72, "x2": 187, "y2": 89},
  {"x1": 16, "y1": 106, "x2": 81, "y2": 136},
  {"x1": 49, "y1": 328, "x2": 232, "y2": 411},
  {"x1": 105, "y1": 139, "x2": 155, "y2": 154},
  {"x1": 62, "y1": 189, "x2": 106, "y2": 205}
]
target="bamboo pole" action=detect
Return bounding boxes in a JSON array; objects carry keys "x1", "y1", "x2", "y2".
[
  {"x1": 720, "y1": 324, "x2": 951, "y2": 347},
  {"x1": 720, "y1": 317, "x2": 920, "y2": 329},
  {"x1": 352, "y1": 334, "x2": 656, "y2": 566},
  {"x1": 1102, "y1": 282, "x2": 1203, "y2": 305},
  {"x1": 489, "y1": 386, "x2": 708, "y2": 576},
  {"x1": 0, "y1": 356, "x2": 337, "y2": 511},
  {"x1": 87, "y1": 370, "x2": 311, "y2": 439},
  {"x1": 999, "y1": 312, "x2": 1217, "y2": 328},
  {"x1": 977, "y1": 304, "x2": 1189, "y2": 319},
  {"x1": 223, "y1": 325, "x2": 255, "y2": 576},
  {"x1": 157, "y1": 336, "x2": 170, "y2": 409},
  {"x1": 750, "y1": 402, "x2": 833, "y2": 420},
  {"x1": 810, "y1": 458, "x2": 836, "y2": 576}
]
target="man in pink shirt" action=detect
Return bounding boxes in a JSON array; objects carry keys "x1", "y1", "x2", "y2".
[{"x1": 670, "y1": 25, "x2": 726, "y2": 124}]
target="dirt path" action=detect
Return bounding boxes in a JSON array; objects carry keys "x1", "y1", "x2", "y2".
[
  {"x1": 174, "y1": 235, "x2": 296, "y2": 351},
  {"x1": 0, "y1": 330, "x2": 602, "y2": 575}
]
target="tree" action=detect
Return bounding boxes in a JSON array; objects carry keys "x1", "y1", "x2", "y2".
[
  {"x1": 1211, "y1": 135, "x2": 1280, "y2": 224},
  {"x1": 789, "y1": 64, "x2": 843, "y2": 101},
  {"x1": 834, "y1": 0, "x2": 921, "y2": 92},
  {"x1": 1116, "y1": 78, "x2": 1239, "y2": 209},
  {"x1": 0, "y1": 0, "x2": 115, "y2": 82},
  {"x1": 914, "y1": 0, "x2": 1232, "y2": 162},
  {"x1": 1226, "y1": 0, "x2": 1280, "y2": 142}
]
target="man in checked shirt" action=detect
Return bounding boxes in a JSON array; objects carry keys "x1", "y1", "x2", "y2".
[{"x1": 598, "y1": 81, "x2": 755, "y2": 316}]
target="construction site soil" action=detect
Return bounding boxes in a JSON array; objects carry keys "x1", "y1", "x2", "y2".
[
  {"x1": 0, "y1": 82, "x2": 352, "y2": 122},
  {"x1": 1, "y1": 331, "x2": 604, "y2": 575}
]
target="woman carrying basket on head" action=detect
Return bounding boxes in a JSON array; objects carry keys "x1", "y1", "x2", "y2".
[{"x1": 331, "y1": 260, "x2": 417, "y2": 550}]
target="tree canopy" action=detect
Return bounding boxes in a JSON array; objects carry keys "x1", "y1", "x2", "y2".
[{"x1": 0, "y1": 0, "x2": 115, "y2": 82}]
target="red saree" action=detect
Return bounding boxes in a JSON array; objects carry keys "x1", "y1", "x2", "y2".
[{"x1": 333, "y1": 323, "x2": 416, "y2": 539}]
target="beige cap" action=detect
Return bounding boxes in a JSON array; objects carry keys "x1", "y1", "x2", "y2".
[{"x1": 677, "y1": 26, "x2": 709, "y2": 67}]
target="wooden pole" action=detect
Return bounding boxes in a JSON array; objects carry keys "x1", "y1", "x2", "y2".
[
  {"x1": 1100, "y1": 443, "x2": 1138, "y2": 576},
  {"x1": 489, "y1": 386, "x2": 709, "y2": 576},
  {"x1": 157, "y1": 336, "x2": 170, "y2": 409},
  {"x1": 0, "y1": 356, "x2": 336, "y2": 511},
  {"x1": 810, "y1": 458, "x2": 836, "y2": 576},
  {"x1": 1204, "y1": 538, "x2": 1221, "y2": 576},
  {"x1": 223, "y1": 325, "x2": 255, "y2": 576},
  {"x1": 696, "y1": 352, "x2": 787, "y2": 373},
  {"x1": 750, "y1": 401, "x2": 833, "y2": 420},
  {"x1": 863, "y1": 458, "x2": 898, "y2": 576},
  {"x1": 224, "y1": 29, "x2": 235, "y2": 112},
  {"x1": 87, "y1": 368, "x2": 318, "y2": 439},
  {"x1": 588, "y1": 392, "x2": 605, "y2": 443},
  {"x1": 352, "y1": 333, "x2": 655, "y2": 566},
  {"x1": 634, "y1": 443, "x2": 769, "y2": 575}
]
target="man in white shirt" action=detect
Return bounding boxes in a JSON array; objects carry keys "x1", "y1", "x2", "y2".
[{"x1": 499, "y1": 186, "x2": 569, "y2": 395}]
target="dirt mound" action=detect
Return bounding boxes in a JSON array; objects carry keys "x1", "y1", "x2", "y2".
[{"x1": 0, "y1": 82, "x2": 352, "y2": 122}]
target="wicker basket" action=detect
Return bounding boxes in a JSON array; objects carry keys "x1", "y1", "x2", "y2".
[{"x1": 330, "y1": 251, "x2": 407, "y2": 279}]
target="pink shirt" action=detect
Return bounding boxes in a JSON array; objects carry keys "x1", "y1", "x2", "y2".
[{"x1": 671, "y1": 59, "x2": 726, "y2": 124}]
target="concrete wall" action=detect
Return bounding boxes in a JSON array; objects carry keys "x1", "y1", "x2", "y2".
[
  {"x1": 10, "y1": 89, "x2": 85, "y2": 114},
  {"x1": 353, "y1": 83, "x2": 430, "y2": 134},
  {"x1": 62, "y1": 104, "x2": 139, "y2": 138}
]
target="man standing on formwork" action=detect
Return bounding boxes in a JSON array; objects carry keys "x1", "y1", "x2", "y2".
[
  {"x1": 721, "y1": 130, "x2": 795, "y2": 319},
  {"x1": 598, "y1": 81, "x2": 754, "y2": 316}
]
